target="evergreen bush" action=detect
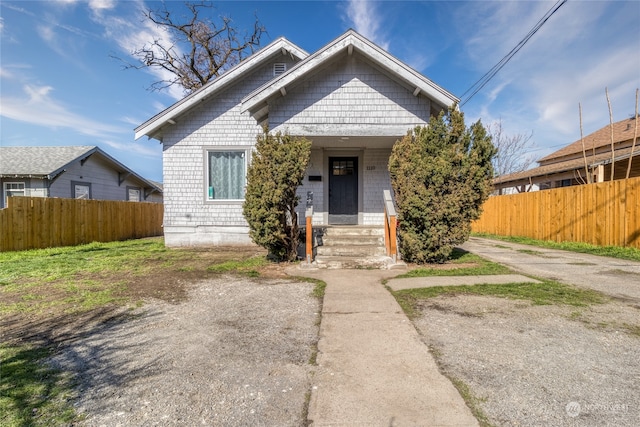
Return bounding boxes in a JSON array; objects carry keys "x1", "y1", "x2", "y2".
[
  {"x1": 243, "y1": 131, "x2": 311, "y2": 261},
  {"x1": 388, "y1": 108, "x2": 496, "y2": 263}
]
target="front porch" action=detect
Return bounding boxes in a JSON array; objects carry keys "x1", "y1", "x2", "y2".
[
  {"x1": 298, "y1": 136, "x2": 398, "y2": 228},
  {"x1": 300, "y1": 188, "x2": 401, "y2": 269}
]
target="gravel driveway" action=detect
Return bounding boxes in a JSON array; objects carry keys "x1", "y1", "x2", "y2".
[
  {"x1": 413, "y1": 290, "x2": 640, "y2": 426},
  {"x1": 49, "y1": 277, "x2": 320, "y2": 426}
]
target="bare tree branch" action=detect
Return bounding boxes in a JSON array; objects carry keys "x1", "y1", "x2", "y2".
[
  {"x1": 486, "y1": 119, "x2": 536, "y2": 177},
  {"x1": 626, "y1": 89, "x2": 638, "y2": 179},
  {"x1": 113, "y1": 1, "x2": 265, "y2": 95},
  {"x1": 606, "y1": 87, "x2": 615, "y2": 180}
]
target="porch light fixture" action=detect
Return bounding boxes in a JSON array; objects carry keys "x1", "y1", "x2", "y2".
[{"x1": 167, "y1": 119, "x2": 176, "y2": 125}]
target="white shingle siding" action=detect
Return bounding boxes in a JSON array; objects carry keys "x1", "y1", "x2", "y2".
[
  {"x1": 162, "y1": 57, "x2": 298, "y2": 246},
  {"x1": 161, "y1": 51, "x2": 434, "y2": 246},
  {"x1": 269, "y1": 56, "x2": 430, "y2": 136},
  {"x1": 362, "y1": 149, "x2": 392, "y2": 225}
]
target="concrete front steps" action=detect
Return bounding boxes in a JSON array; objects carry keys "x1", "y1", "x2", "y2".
[{"x1": 311, "y1": 225, "x2": 404, "y2": 269}]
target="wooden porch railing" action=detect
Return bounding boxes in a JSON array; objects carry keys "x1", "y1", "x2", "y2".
[
  {"x1": 383, "y1": 190, "x2": 398, "y2": 262},
  {"x1": 305, "y1": 200, "x2": 313, "y2": 264}
]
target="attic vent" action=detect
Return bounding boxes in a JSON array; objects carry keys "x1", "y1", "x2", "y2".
[{"x1": 273, "y1": 63, "x2": 287, "y2": 76}]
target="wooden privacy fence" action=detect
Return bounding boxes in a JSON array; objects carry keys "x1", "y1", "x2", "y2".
[
  {"x1": 0, "y1": 197, "x2": 164, "y2": 252},
  {"x1": 472, "y1": 177, "x2": 640, "y2": 248}
]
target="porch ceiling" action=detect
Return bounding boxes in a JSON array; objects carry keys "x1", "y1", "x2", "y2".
[{"x1": 304, "y1": 135, "x2": 400, "y2": 149}]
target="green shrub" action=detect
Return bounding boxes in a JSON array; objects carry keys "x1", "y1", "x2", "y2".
[
  {"x1": 389, "y1": 108, "x2": 495, "y2": 263},
  {"x1": 243, "y1": 131, "x2": 311, "y2": 261}
]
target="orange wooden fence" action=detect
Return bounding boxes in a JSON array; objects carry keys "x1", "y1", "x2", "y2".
[
  {"x1": 472, "y1": 177, "x2": 640, "y2": 248},
  {"x1": 0, "y1": 197, "x2": 164, "y2": 252}
]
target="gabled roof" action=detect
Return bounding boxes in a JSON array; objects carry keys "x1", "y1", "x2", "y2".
[
  {"x1": 134, "y1": 37, "x2": 308, "y2": 141},
  {"x1": 0, "y1": 146, "x2": 95, "y2": 178},
  {"x1": 540, "y1": 116, "x2": 638, "y2": 164},
  {"x1": 0, "y1": 146, "x2": 162, "y2": 193},
  {"x1": 242, "y1": 30, "x2": 458, "y2": 121},
  {"x1": 493, "y1": 116, "x2": 639, "y2": 187},
  {"x1": 493, "y1": 146, "x2": 639, "y2": 186}
]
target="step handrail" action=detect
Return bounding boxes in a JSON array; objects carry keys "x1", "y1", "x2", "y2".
[
  {"x1": 306, "y1": 204, "x2": 313, "y2": 264},
  {"x1": 383, "y1": 190, "x2": 398, "y2": 262}
]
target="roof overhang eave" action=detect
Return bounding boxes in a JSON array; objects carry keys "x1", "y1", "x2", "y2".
[
  {"x1": 134, "y1": 38, "x2": 309, "y2": 141},
  {"x1": 241, "y1": 32, "x2": 458, "y2": 116}
]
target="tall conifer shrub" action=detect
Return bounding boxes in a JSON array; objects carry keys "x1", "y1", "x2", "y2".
[
  {"x1": 388, "y1": 108, "x2": 496, "y2": 263},
  {"x1": 243, "y1": 131, "x2": 311, "y2": 261}
]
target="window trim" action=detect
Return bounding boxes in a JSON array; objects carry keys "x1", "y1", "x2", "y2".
[
  {"x1": 204, "y1": 146, "x2": 251, "y2": 203},
  {"x1": 127, "y1": 186, "x2": 141, "y2": 202},
  {"x1": 3, "y1": 181, "x2": 26, "y2": 206},
  {"x1": 71, "y1": 181, "x2": 92, "y2": 200}
]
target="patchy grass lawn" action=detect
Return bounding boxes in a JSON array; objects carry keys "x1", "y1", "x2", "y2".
[
  {"x1": 393, "y1": 280, "x2": 607, "y2": 319},
  {"x1": 0, "y1": 345, "x2": 81, "y2": 427},
  {"x1": 0, "y1": 237, "x2": 295, "y2": 427},
  {"x1": 398, "y1": 248, "x2": 513, "y2": 277},
  {"x1": 0, "y1": 237, "x2": 272, "y2": 316},
  {"x1": 472, "y1": 233, "x2": 640, "y2": 262},
  {"x1": 390, "y1": 248, "x2": 606, "y2": 319}
]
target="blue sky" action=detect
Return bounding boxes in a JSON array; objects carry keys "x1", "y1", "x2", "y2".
[{"x1": 1, "y1": 0, "x2": 639, "y2": 182}]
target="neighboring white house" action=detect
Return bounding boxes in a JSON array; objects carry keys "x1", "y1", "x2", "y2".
[
  {"x1": 0, "y1": 146, "x2": 163, "y2": 208},
  {"x1": 135, "y1": 30, "x2": 458, "y2": 247}
]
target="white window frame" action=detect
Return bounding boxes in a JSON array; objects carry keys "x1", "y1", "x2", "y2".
[
  {"x1": 72, "y1": 181, "x2": 91, "y2": 199},
  {"x1": 127, "y1": 187, "x2": 141, "y2": 202},
  {"x1": 3, "y1": 182, "x2": 25, "y2": 206},
  {"x1": 205, "y1": 147, "x2": 250, "y2": 202}
]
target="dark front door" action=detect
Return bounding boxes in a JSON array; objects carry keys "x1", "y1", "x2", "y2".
[{"x1": 329, "y1": 157, "x2": 358, "y2": 224}]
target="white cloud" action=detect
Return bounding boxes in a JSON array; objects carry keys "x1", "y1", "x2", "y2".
[
  {"x1": 37, "y1": 25, "x2": 55, "y2": 42},
  {"x1": 102, "y1": 139, "x2": 160, "y2": 158},
  {"x1": 1, "y1": 83, "x2": 125, "y2": 138},
  {"x1": 345, "y1": 0, "x2": 389, "y2": 50},
  {"x1": 90, "y1": 0, "x2": 185, "y2": 100},
  {"x1": 457, "y1": 0, "x2": 639, "y2": 157},
  {"x1": 89, "y1": 0, "x2": 116, "y2": 12}
]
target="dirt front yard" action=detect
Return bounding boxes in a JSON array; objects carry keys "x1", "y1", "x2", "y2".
[
  {"x1": 2, "y1": 239, "x2": 638, "y2": 426},
  {"x1": 4, "y1": 276, "x2": 320, "y2": 426}
]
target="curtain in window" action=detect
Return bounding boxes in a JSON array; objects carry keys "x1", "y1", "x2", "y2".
[{"x1": 209, "y1": 151, "x2": 245, "y2": 199}]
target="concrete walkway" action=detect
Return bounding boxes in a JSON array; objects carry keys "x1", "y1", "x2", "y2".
[
  {"x1": 462, "y1": 237, "x2": 640, "y2": 302},
  {"x1": 293, "y1": 269, "x2": 479, "y2": 427}
]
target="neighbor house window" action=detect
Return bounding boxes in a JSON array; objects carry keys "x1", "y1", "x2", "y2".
[
  {"x1": 207, "y1": 150, "x2": 246, "y2": 200},
  {"x1": 127, "y1": 187, "x2": 141, "y2": 202},
  {"x1": 4, "y1": 182, "x2": 25, "y2": 206},
  {"x1": 72, "y1": 181, "x2": 91, "y2": 199}
]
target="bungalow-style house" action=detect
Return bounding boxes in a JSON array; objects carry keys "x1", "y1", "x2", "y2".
[
  {"x1": 494, "y1": 116, "x2": 639, "y2": 193},
  {"x1": 135, "y1": 30, "x2": 458, "y2": 247},
  {"x1": 0, "y1": 146, "x2": 163, "y2": 208}
]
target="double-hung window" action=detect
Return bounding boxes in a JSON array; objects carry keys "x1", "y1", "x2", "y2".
[
  {"x1": 3, "y1": 182, "x2": 25, "y2": 207},
  {"x1": 207, "y1": 150, "x2": 247, "y2": 200}
]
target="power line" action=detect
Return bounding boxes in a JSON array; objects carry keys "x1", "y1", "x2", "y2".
[{"x1": 460, "y1": 0, "x2": 568, "y2": 107}]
